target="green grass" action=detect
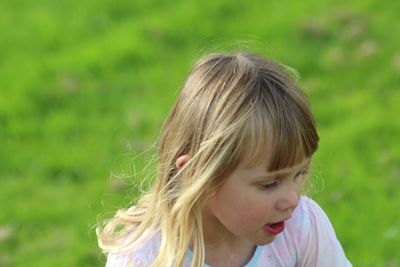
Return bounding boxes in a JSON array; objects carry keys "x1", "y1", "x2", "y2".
[{"x1": 1, "y1": 0, "x2": 399, "y2": 266}]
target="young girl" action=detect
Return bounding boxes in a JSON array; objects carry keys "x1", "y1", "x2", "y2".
[{"x1": 97, "y1": 51, "x2": 352, "y2": 266}]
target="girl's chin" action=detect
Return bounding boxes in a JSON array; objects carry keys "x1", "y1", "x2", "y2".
[{"x1": 254, "y1": 234, "x2": 276, "y2": 246}]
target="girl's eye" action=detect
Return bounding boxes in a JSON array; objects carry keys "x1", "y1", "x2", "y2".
[{"x1": 261, "y1": 181, "x2": 279, "y2": 190}]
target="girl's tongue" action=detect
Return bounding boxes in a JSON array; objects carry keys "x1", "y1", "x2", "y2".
[{"x1": 264, "y1": 221, "x2": 285, "y2": 235}]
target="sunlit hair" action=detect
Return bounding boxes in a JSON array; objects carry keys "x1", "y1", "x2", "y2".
[{"x1": 97, "y1": 51, "x2": 319, "y2": 266}]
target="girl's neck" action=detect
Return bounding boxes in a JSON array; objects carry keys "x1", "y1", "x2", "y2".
[{"x1": 200, "y1": 205, "x2": 256, "y2": 267}]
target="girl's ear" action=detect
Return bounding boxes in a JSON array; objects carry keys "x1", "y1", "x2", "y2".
[{"x1": 175, "y1": 154, "x2": 191, "y2": 170}]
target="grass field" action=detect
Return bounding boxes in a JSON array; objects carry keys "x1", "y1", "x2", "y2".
[{"x1": 1, "y1": 0, "x2": 399, "y2": 266}]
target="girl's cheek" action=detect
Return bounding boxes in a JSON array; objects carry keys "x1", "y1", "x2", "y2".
[{"x1": 240, "y1": 205, "x2": 272, "y2": 225}]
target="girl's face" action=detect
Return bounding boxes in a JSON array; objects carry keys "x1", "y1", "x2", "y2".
[{"x1": 203, "y1": 156, "x2": 311, "y2": 246}]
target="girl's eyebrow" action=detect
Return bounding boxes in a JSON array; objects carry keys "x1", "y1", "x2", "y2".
[{"x1": 253, "y1": 159, "x2": 311, "y2": 180}]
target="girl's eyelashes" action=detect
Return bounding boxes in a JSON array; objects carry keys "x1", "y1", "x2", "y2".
[
  {"x1": 260, "y1": 170, "x2": 309, "y2": 190},
  {"x1": 261, "y1": 180, "x2": 279, "y2": 190}
]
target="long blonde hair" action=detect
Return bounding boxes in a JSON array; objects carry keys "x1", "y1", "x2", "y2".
[{"x1": 97, "y1": 51, "x2": 319, "y2": 266}]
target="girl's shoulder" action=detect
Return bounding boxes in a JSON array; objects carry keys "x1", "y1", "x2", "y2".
[
  {"x1": 105, "y1": 232, "x2": 161, "y2": 267},
  {"x1": 288, "y1": 195, "x2": 327, "y2": 232},
  {"x1": 283, "y1": 196, "x2": 331, "y2": 248}
]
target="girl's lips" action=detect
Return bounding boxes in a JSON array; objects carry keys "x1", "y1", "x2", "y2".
[{"x1": 264, "y1": 221, "x2": 285, "y2": 235}]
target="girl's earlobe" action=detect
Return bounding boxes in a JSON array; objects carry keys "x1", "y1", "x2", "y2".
[{"x1": 175, "y1": 154, "x2": 191, "y2": 170}]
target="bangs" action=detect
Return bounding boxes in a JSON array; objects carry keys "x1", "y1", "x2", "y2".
[{"x1": 235, "y1": 90, "x2": 319, "y2": 172}]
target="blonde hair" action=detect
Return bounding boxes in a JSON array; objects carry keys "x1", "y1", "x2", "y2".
[{"x1": 97, "y1": 51, "x2": 319, "y2": 266}]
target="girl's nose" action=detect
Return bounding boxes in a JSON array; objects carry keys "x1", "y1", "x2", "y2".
[{"x1": 276, "y1": 185, "x2": 300, "y2": 212}]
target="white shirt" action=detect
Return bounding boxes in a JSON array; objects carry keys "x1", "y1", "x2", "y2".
[{"x1": 105, "y1": 197, "x2": 352, "y2": 266}]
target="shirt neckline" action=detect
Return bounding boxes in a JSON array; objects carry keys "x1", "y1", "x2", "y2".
[{"x1": 185, "y1": 245, "x2": 262, "y2": 267}]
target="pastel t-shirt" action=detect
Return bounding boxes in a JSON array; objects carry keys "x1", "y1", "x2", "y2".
[{"x1": 105, "y1": 197, "x2": 352, "y2": 267}]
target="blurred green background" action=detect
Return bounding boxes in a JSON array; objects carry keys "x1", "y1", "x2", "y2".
[{"x1": 1, "y1": 0, "x2": 399, "y2": 266}]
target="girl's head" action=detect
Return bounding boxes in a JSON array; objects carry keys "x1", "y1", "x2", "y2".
[{"x1": 157, "y1": 52, "x2": 318, "y2": 205}]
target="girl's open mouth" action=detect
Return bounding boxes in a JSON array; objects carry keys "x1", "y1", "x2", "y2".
[{"x1": 264, "y1": 221, "x2": 285, "y2": 235}]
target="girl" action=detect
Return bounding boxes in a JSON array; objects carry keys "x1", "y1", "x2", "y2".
[{"x1": 97, "y1": 51, "x2": 352, "y2": 266}]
